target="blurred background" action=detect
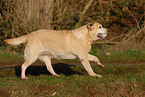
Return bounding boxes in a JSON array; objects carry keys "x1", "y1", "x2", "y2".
[{"x1": 0, "y1": 0, "x2": 145, "y2": 52}]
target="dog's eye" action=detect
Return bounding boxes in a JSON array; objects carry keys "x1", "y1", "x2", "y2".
[{"x1": 99, "y1": 25, "x2": 102, "y2": 28}]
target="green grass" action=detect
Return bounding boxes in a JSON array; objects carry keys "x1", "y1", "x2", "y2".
[
  {"x1": 0, "y1": 48, "x2": 144, "y2": 63},
  {"x1": 0, "y1": 48, "x2": 145, "y2": 96},
  {"x1": 0, "y1": 49, "x2": 23, "y2": 62},
  {"x1": 90, "y1": 48, "x2": 145, "y2": 63},
  {"x1": 0, "y1": 64, "x2": 145, "y2": 97}
]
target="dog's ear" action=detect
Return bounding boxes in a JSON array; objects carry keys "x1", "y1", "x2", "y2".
[{"x1": 87, "y1": 22, "x2": 95, "y2": 30}]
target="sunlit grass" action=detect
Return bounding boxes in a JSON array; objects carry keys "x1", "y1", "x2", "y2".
[
  {"x1": 90, "y1": 48, "x2": 145, "y2": 62},
  {"x1": 0, "y1": 64, "x2": 145, "y2": 97},
  {"x1": 0, "y1": 49, "x2": 23, "y2": 62}
]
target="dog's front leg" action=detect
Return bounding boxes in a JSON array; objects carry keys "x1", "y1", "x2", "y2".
[
  {"x1": 79, "y1": 56, "x2": 102, "y2": 78},
  {"x1": 88, "y1": 54, "x2": 104, "y2": 68}
]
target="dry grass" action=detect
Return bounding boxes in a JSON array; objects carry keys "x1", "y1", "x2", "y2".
[
  {"x1": 109, "y1": 26, "x2": 145, "y2": 51},
  {"x1": 1, "y1": 0, "x2": 54, "y2": 36},
  {"x1": 0, "y1": 0, "x2": 145, "y2": 50}
]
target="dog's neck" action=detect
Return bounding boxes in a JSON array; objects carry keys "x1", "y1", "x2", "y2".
[{"x1": 72, "y1": 25, "x2": 93, "y2": 50}]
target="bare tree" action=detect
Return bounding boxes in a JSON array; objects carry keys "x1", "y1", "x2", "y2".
[{"x1": 9, "y1": 0, "x2": 54, "y2": 36}]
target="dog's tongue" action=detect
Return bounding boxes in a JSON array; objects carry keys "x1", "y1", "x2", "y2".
[{"x1": 97, "y1": 34, "x2": 105, "y2": 40}]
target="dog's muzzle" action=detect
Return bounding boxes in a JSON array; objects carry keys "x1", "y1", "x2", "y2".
[{"x1": 97, "y1": 33, "x2": 107, "y2": 40}]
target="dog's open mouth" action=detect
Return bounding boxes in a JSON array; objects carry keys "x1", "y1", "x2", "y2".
[{"x1": 97, "y1": 33, "x2": 106, "y2": 40}]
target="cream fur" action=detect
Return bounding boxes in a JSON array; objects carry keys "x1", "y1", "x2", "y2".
[{"x1": 5, "y1": 22, "x2": 108, "y2": 79}]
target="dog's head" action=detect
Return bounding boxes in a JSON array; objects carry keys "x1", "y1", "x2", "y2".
[{"x1": 87, "y1": 22, "x2": 108, "y2": 41}]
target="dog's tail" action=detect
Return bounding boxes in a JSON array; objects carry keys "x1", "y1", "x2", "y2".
[{"x1": 4, "y1": 35, "x2": 28, "y2": 45}]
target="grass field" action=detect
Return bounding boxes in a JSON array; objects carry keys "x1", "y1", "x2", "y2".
[
  {"x1": 0, "y1": 64, "x2": 145, "y2": 97},
  {"x1": 0, "y1": 48, "x2": 145, "y2": 97}
]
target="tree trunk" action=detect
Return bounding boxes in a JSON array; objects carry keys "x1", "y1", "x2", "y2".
[{"x1": 14, "y1": 0, "x2": 54, "y2": 34}]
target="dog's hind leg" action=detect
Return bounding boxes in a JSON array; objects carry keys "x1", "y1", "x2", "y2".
[
  {"x1": 21, "y1": 57, "x2": 38, "y2": 79},
  {"x1": 21, "y1": 46, "x2": 39, "y2": 79},
  {"x1": 88, "y1": 54, "x2": 104, "y2": 68},
  {"x1": 39, "y1": 55, "x2": 59, "y2": 76}
]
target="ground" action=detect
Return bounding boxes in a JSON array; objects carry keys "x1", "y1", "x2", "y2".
[
  {"x1": 0, "y1": 59, "x2": 144, "y2": 77},
  {"x1": 0, "y1": 59, "x2": 145, "y2": 97}
]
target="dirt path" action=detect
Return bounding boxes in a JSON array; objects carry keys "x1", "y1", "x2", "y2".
[
  {"x1": 0, "y1": 60, "x2": 144, "y2": 78},
  {"x1": 0, "y1": 59, "x2": 144, "y2": 69},
  {"x1": 0, "y1": 59, "x2": 145, "y2": 69}
]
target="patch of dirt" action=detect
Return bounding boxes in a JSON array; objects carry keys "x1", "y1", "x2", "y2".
[
  {"x1": 78, "y1": 83, "x2": 100, "y2": 97},
  {"x1": 34, "y1": 84, "x2": 57, "y2": 96},
  {"x1": 0, "y1": 87, "x2": 11, "y2": 97}
]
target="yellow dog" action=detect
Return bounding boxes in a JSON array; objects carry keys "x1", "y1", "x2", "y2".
[{"x1": 5, "y1": 22, "x2": 108, "y2": 79}]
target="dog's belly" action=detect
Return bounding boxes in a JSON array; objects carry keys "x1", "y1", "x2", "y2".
[
  {"x1": 40, "y1": 51, "x2": 77, "y2": 60},
  {"x1": 57, "y1": 54, "x2": 77, "y2": 59}
]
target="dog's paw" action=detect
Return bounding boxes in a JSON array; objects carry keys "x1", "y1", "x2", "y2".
[
  {"x1": 89, "y1": 73, "x2": 102, "y2": 78},
  {"x1": 96, "y1": 74, "x2": 102, "y2": 78},
  {"x1": 54, "y1": 74, "x2": 60, "y2": 76},
  {"x1": 98, "y1": 63, "x2": 104, "y2": 68},
  {"x1": 21, "y1": 77, "x2": 28, "y2": 79}
]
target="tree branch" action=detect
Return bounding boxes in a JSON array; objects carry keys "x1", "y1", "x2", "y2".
[{"x1": 75, "y1": 0, "x2": 94, "y2": 28}]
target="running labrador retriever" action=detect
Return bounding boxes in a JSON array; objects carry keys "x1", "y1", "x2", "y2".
[{"x1": 5, "y1": 22, "x2": 108, "y2": 79}]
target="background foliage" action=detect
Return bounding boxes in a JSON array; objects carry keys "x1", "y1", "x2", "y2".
[
  {"x1": 0, "y1": 1, "x2": 145, "y2": 96},
  {"x1": 0, "y1": 0, "x2": 145, "y2": 50}
]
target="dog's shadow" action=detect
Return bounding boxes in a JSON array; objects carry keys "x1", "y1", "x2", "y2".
[{"x1": 15, "y1": 63, "x2": 82, "y2": 77}]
